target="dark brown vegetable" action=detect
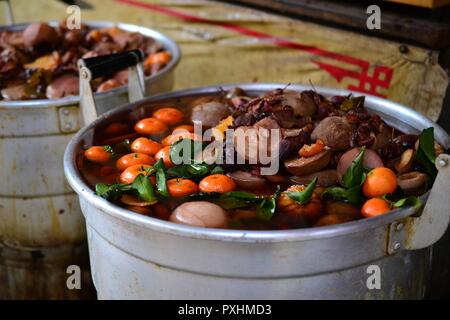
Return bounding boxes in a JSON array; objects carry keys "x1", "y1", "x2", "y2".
[
  {"x1": 397, "y1": 171, "x2": 428, "y2": 196},
  {"x1": 191, "y1": 101, "x2": 230, "y2": 127},
  {"x1": 371, "y1": 123, "x2": 392, "y2": 152},
  {"x1": 325, "y1": 201, "x2": 360, "y2": 218},
  {"x1": 314, "y1": 213, "x2": 354, "y2": 227},
  {"x1": 284, "y1": 149, "x2": 331, "y2": 176},
  {"x1": 23, "y1": 23, "x2": 59, "y2": 49},
  {"x1": 395, "y1": 149, "x2": 414, "y2": 174},
  {"x1": 279, "y1": 91, "x2": 317, "y2": 117},
  {"x1": 227, "y1": 171, "x2": 267, "y2": 189},
  {"x1": 290, "y1": 169, "x2": 338, "y2": 187},
  {"x1": 45, "y1": 74, "x2": 79, "y2": 98},
  {"x1": 337, "y1": 147, "x2": 384, "y2": 180},
  {"x1": 1, "y1": 84, "x2": 27, "y2": 100},
  {"x1": 311, "y1": 116, "x2": 356, "y2": 151}
]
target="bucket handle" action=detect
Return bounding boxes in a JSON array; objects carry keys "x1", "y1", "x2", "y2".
[
  {"x1": 77, "y1": 49, "x2": 146, "y2": 125},
  {"x1": 387, "y1": 153, "x2": 450, "y2": 253},
  {"x1": 1, "y1": 0, "x2": 14, "y2": 25}
]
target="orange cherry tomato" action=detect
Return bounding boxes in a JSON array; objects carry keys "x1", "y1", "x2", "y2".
[
  {"x1": 361, "y1": 198, "x2": 391, "y2": 218},
  {"x1": 101, "y1": 132, "x2": 138, "y2": 146},
  {"x1": 130, "y1": 137, "x2": 162, "y2": 156},
  {"x1": 154, "y1": 146, "x2": 173, "y2": 168},
  {"x1": 161, "y1": 132, "x2": 202, "y2": 146},
  {"x1": 153, "y1": 107, "x2": 184, "y2": 125},
  {"x1": 116, "y1": 153, "x2": 155, "y2": 171},
  {"x1": 173, "y1": 124, "x2": 195, "y2": 134},
  {"x1": 99, "y1": 166, "x2": 120, "y2": 184},
  {"x1": 199, "y1": 174, "x2": 236, "y2": 194},
  {"x1": 103, "y1": 122, "x2": 128, "y2": 136},
  {"x1": 100, "y1": 165, "x2": 116, "y2": 176},
  {"x1": 299, "y1": 139, "x2": 325, "y2": 158},
  {"x1": 167, "y1": 178, "x2": 198, "y2": 197},
  {"x1": 144, "y1": 51, "x2": 171, "y2": 67},
  {"x1": 84, "y1": 146, "x2": 111, "y2": 164},
  {"x1": 362, "y1": 167, "x2": 397, "y2": 198},
  {"x1": 119, "y1": 164, "x2": 155, "y2": 184},
  {"x1": 134, "y1": 117, "x2": 168, "y2": 135}
]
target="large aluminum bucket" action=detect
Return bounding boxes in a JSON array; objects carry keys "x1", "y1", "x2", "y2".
[
  {"x1": 0, "y1": 21, "x2": 180, "y2": 299},
  {"x1": 64, "y1": 84, "x2": 450, "y2": 299}
]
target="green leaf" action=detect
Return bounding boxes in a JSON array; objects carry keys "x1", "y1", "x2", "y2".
[
  {"x1": 153, "y1": 159, "x2": 168, "y2": 197},
  {"x1": 342, "y1": 147, "x2": 366, "y2": 189},
  {"x1": 131, "y1": 174, "x2": 157, "y2": 204},
  {"x1": 166, "y1": 163, "x2": 221, "y2": 179},
  {"x1": 322, "y1": 184, "x2": 363, "y2": 205},
  {"x1": 256, "y1": 186, "x2": 281, "y2": 221},
  {"x1": 256, "y1": 197, "x2": 276, "y2": 221},
  {"x1": 416, "y1": 127, "x2": 437, "y2": 179},
  {"x1": 103, "y1": 145, "x2": 113, "y2": 153},
  {"x1": 183, "y1": 192, "x2": 221, "y2": 202},
  {"x1": 221, "y1": 191, "x2": 259, "y2": 200},
  {"x1": 287, "y1": 177, "x2": 318, "y2": 205},
  {"x1": 210, "y1": 166, "x2": 225, "y2": 174},
  {"x1": 95, "y1": 183, "x2": 132, "y2": 201},
  {"x1": 215, "y1": 188, "x2": 280, "y2": 221},
  {"x1": 102, "y1": 140, "x2": 132, "y2": 159},
  {"x1": 392, "y1": 196, "x2": 421, "y2": 208},
  {"x1": 170, "y1": 138, "x2": 204, "y2": 165},
  {"x1": 215, "y1": 191, "x2": 259, "y2": 209},
  {"x1": 340, "y1": 96, "x2": 365, "y2": 112},
  {"x1": 114, "y1": 139, "x2": 131, "y2": 155}
]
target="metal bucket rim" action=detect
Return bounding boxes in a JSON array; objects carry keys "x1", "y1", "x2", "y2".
[
  {"x1": 0, "y1": 20, "x2": 181, "y2": 109},
  {"x1": 64, "y1": 83, "x2": 450, "y2": 243}
]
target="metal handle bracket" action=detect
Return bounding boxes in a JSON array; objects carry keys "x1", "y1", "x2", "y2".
[{"x1": 77, "y1": 49, "x2": 146, "y2": 125}]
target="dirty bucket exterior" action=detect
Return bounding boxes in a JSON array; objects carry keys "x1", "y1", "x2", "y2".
[
  {"x1": 0, "y1": 21, "x2": 180, "y2": 299},
  {"x1": 64, "y1": 84, "x2": 450, "y2": 299}
]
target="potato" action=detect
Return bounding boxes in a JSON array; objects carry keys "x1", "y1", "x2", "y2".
[
  {"x1": 311, "y1": 116, "x2": 356, "y2": 151},
  {"x1": 170, "y1": 201, "x2": 228, "y2": 228}
]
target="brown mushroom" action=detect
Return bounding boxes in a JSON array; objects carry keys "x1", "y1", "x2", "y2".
[
  {"x1": 1, "y1": 84, "x2": 27, "y2": 100},
  {"x1": 311, "y1": 116, "x2": 356, "y2": 151},
  {"x1": 170, "y1": 201, "x2": 228, "y2": 228},
  {"x1": 371, "y1": 123, "x2": 392, "y2": 152},
  {"x1": 227, "y1": 171, "x2": 267, "y2": 189},
  {"x1": 278, "y1": 91, "x2": 317, "y2": 117},
  {"x1": 284, "y1": 149, "x2": 331, "y2": 176},
  {"x1": 23, "y1": 23, "x2": 59, "y2": 49},
  {"x1": 290, "y1": 169, "x2": 338, "y2": 187},
  {"x1": 45, "y1": 74, "x2": 79, "y2": 99},
  {"x1": 395, "y1": 149, "x2": 414, "y2": 174},
  {"x1": 233, "y1": 125, "x2": 281, "y2": 164},
  {"x1": 397, "y1": 171, "x2": 428, "y2": 196},
  {"x1": 337, "y1": 147, "x2": 383, "y2": 180},
  {"x1": 191, "y1": 101, "x2": 230, "y2": 127}
]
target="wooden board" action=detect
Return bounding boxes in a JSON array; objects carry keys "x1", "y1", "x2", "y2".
[
  {"x1": 385, "y1": 0, "x2": 450, "y2": 8},
  {"x1": 226, "y1": 0, "x2": 450, "y2": 49}
]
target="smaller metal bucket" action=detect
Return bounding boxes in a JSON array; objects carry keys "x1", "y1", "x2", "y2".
[
  {"x1": 64, "y1": 84, "x2": 450, "y2": 299},
  {"x1": 0, "y1": 21, "x2": 180, "y2": 299}
]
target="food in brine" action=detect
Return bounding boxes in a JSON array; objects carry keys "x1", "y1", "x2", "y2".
[
  {"x1": 0, "y1": 21, "x2": 172, "y2": 101},
  {"x1": 79, "y1": 87, "x2": 442, "y2": 230}
]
